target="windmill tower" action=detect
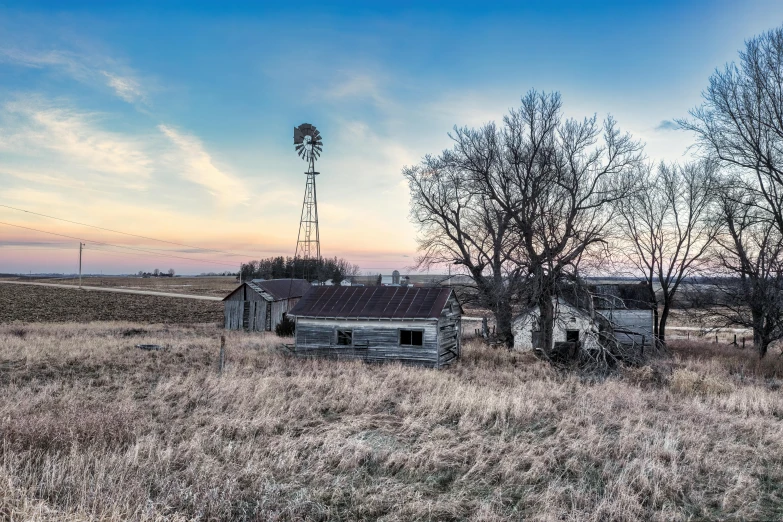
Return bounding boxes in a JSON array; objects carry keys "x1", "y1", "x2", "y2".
[{"x1": 293, "y1": 123, "x2": 323, "y2": 274}]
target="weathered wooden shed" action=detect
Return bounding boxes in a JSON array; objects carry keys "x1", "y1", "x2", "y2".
[
  {"x1": 223, "y1": 279, "x2": 310, "y2": 332},
  {"x1": 288, "y1": 286, "x2": 463, "y2": 368}
]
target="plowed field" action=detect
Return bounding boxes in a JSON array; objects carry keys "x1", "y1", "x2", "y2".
[{"x1": 0, "y1": 284, "x2": 223, "y2": 324}]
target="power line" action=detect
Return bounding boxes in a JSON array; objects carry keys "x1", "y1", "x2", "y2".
[
  {"x1": 0, "y1": 203, "x2": 262, "y2": 258},
  {"x1": 86, "y1": 244, "x2": 234, "y2": 266},
  {"x1": 0, "y1": 221, "x2": 239, "y2": 268}
]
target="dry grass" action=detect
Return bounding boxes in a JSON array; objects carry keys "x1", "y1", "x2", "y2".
[{"x1": 1, "y1": 325, "x2": 782, "y2": 521}]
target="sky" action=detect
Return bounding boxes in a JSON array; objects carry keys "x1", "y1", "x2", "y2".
[{"x1": 1, "y1": 0, "x2": 783, "y2": 275}]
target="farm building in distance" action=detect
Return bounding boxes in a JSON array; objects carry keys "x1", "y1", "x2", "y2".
[
  {"x1": 288, "y1": 286, "x2": 463, "y2": 368},
  {"x1": 512, "y1": 298, "x2": 599, "y2": 352},
  {"x1": 590, "y1": 282, "x2": 655, "y2": 347},
  {"x1": 223, "y1": 279, "x2": 310, "y2": 332},
  {"x1": 512, "y1": 282, "x2": 655, "y2": 352}
]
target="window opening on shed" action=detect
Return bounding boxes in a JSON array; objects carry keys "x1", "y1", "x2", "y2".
[
  {"x1": 566, "y1": 330, "x2": 579, "y2": 343},
  {"x1": 336, "y1": 329, "x2": 353, "y2": 346},
  {"x1": 400, "y1": 329, "x2": 423, "y2": 346}
]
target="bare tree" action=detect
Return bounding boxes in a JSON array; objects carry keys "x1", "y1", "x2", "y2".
[
  {"x1": 680, "y1": 26, "x2": 783, "y2": 237},
  {"x1": 405, "y1": 125, "x2": 526, "y2": 346},
  {"x1": 710, "y1": 182, "x2": 783, "y2": 357},
  {"x1": 615, "y1": 160, "x2": 720, "y2": 348},
  {"x1": 679, "y1": 25, "x2": 783, "y2": 357},
  {"x1": 406, "y1": 91, "x2": 644, "y2": 349}
]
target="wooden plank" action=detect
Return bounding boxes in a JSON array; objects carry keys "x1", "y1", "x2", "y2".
[{"x1": 254, "y1": 301, "x2": 267, "y2": 332}]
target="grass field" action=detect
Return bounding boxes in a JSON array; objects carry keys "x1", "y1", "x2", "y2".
[
  {"x1": 1, "y1": 276, "x2": 239, "y2": 297},
  {"x1": 1, "y1": 322, "x2": 782, "y2": 521},
  {"x1": 0, "y1": 284, "x2": 223, "y2": 324}
]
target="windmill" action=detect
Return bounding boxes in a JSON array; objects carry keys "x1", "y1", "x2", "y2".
[{"x1": 292, "y1": 123, "x2": 323, "y2": 276}]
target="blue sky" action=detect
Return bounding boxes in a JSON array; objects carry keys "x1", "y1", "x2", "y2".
[{"x1": 1, "y1": 1, "x2": 782, "y2": 274}]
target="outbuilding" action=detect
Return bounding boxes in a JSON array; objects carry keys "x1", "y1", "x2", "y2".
[
  {"x1": 512, "y1": 297, "x2": 599, "y2": 352},
  {"x1": 223, "y1": 279, "x2": 310, "y2": 332},
  {"x1": 288, "y1": 286, "x2": 462, "y2": 368}
]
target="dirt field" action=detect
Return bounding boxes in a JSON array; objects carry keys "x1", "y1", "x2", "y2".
[
  {"x1": 0, "y1": 283, "x2": 223, "y2": 324},
  {"x1": 1, "y1": 323, "x2": 782, "y2": 521},
  {"x1": 1, "y1": 275, "x2": 239, "y2": 297}
]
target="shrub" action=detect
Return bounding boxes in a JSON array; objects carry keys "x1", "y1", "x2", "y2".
[{"x1": 275, "y1": 315, "x2": 295, "y2": 337}]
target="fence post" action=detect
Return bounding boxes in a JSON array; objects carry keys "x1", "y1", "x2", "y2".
[
  {"x1": 733, "y1": 334, "x2": 737, "y2": 346},
  {"x1": 219, "y1": 335, "x2": 226, "y2": 374},
  {"x1": 715, "y1": 334, "x2": 718, "y2": 344},
  {"x1": 742, "y1": 337, "x2": 746, "y2": 350}
]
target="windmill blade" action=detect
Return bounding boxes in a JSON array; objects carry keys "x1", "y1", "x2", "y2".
[{"x1": 293, "y1": 122, "x2": 322, "y2": 162}]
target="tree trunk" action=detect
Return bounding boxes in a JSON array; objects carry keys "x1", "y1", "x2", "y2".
[
  {"x1": 752, "y1": 309, "x2": 768, "y2": 358},
  {"x1": 538, "y1": 291, "x2": 555, "y2": 353},
  {"x1": 495, "y1": 300, "x2": 514, "y2": 349},
  {"x1": 652, "y1": 306, "x2": 660, "y2": 343},
  {"x1": 658, "y1": 303, "x2": 670, "y2": 349}
]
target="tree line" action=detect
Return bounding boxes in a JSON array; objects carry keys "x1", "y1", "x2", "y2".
[
  {"x1": 406, "y1": 25, "x2": 783, "y2": 358},
  {"x1": 240, "y1": 256, "x2": 360, "y2": 285}
]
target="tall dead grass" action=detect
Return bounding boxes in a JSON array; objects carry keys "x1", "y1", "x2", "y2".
[{"x1": 0, "y1": 323, "x2": 782, "y2": 520}]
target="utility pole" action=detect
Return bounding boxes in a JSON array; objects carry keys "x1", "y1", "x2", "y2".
[{"x1": 78, "y1": 242, "x2": 85, "y2": 288}]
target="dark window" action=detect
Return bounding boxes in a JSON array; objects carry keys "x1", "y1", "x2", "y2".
[
  {"x1": 566, "y1": 330, "x2": 579, "y2": 342},
  {"x1": 400, "y1": 329, "x2": 424, "y2": 346},
  {"x1": 336, "y1": 329, "x2": 353, "y2": 346}
]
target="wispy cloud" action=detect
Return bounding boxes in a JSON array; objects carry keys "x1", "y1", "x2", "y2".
[
  {"x1": 158, "y1": 125, "x2": 248, "y2": 206},
  {"x1": 0, "y1": 47, "x2": 147, "y2": 105},
  {"x1": 324, "y1": 72, "x2": 390, "y2": 109},
  {"x1": 2, "y1": 99, "x2": 154, "y2": 187},
  {"x1": 655, "y1": 119, "x2": 680, "y2": 131},
  {"x1": 102, "y1": 71, "x2": 145, "y2": 103}
]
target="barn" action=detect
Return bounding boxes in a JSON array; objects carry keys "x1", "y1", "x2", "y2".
[
  {"x1": 287, "y1": 286, "x2": 463, "y2": 368},
  {"x1": 223, "y1": 279, "x2": 310, "y2": 332}
]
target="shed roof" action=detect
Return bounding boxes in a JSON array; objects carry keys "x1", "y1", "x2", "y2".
[
  {"x1": 223, "y1": 278, "x2": 310, "y2": 302},
  {"x1": 253, "y1": 279, "x2": 311, "y2": 300},
  {"x1": 289, "y1": 286, "x2": 456, "y2": 319}
]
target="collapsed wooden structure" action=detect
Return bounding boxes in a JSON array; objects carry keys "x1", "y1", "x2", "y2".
[
  {"x1": 223, "y1": 279, "x2": 310, "y2": 332},
  {"x1": 288, "y1": 286, "x2": 463, "y2": 368}
]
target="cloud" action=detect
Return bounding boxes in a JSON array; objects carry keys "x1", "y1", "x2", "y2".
[
  {"x1": 102, "y1": 71, "x2": 145, "y2": 103},
  {"x1": 0, "y1": 47, "x2": 147, "y2": 105},
  {"x1": 655, "y1": 119, "x2": 680, "y2": 131},
  {"x1": 324, "y1": 72, "x2": 389, "y2": 108},
  {"x1": 158, "y1": 125, "x2": 248, "y2": 206},
  {"x1": 1, "y1": 99, "x2": 154, "y2": 187}
]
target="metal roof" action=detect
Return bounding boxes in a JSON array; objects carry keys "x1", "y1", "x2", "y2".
[
  {"x1": 288, "y1": 286, "x2": 455, "y2": 319},
  {"x1": 223, "y1": 279, "x2": 310, "y2": 302}
]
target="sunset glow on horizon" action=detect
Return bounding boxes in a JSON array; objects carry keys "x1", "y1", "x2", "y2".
[{"x1": 2, "y1": 1, "x2": 783, "y2": 274}]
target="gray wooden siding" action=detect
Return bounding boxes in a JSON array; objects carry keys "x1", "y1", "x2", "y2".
[
  {"x1": 294, "y1": 320, "x2": 440, "y2": 367},
  {"x1": 270, "y1": 298, "x2": 298, "y2": 332},
  {"x1": 224, "y1": 299, "x2": 268, "y2": 332},
  {"x1": 224, "y1": 300, "x2": 243, "y2": 329},
  {"x1": 437, "y1": 293, "x2": 461, "y2": 367},
  {"x1": 224, "y1": 285, "x2": 245, "y2": 301}
]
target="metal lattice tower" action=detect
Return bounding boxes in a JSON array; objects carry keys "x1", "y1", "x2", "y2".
[{"x1": 293, "y1": 124, "x2": 323, "y2": 272}]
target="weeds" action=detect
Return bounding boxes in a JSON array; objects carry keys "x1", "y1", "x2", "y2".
[{"x1": 0, "y1": 324, "x2": 781, "y2": 520}]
